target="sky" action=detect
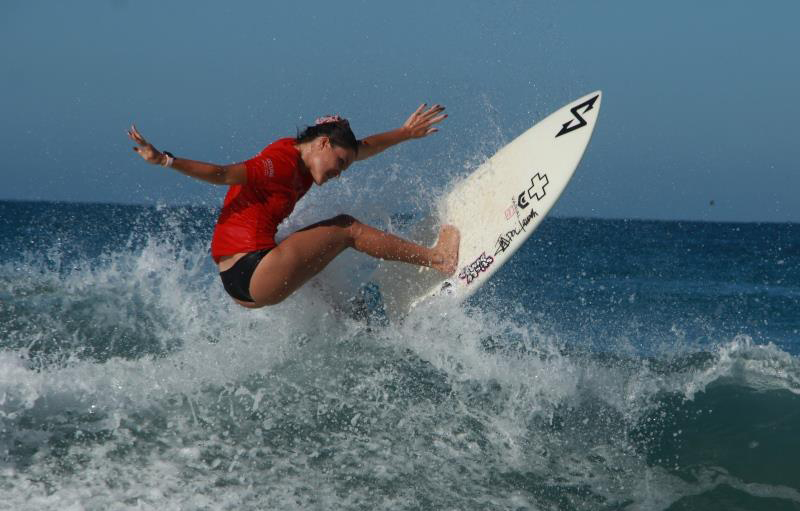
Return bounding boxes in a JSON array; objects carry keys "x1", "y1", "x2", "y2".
[{"x1": 1, "y1": 0, "x2": 799, "y2": 223}]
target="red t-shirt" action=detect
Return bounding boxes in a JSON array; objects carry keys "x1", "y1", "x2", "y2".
[{"x1": 210, "y1": 138, "x2": 313, "y2": 262}]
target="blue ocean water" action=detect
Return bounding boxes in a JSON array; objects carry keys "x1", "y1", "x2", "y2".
[{"x1": 1, "y1": 199, "x2": 799, "y2": 510}]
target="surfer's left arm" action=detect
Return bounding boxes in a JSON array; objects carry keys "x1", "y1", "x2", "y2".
[{"x1": 355, "y1": 103, "x2": 447, "y2": 161}]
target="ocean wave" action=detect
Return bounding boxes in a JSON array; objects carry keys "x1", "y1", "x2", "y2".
[{"x1": 1, "y1": 207, "x2": 799, "y2": 509}]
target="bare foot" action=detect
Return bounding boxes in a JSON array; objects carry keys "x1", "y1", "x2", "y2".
[{"x1": 432, "y1": 225, "x2": 460, "y2": 275}]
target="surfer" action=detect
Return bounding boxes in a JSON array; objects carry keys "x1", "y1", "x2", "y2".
[{"x1": 128, "y1": 104, "x2": 459, "y2": 308}]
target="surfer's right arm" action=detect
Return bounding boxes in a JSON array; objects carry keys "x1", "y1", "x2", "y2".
[{"x1": 128, "y1": 125, "x2": 246, "y2": 185}]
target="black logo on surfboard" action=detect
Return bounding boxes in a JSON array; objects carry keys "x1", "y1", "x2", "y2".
[
  {"x1": 527, "y1": 173, "x2": 548, "y2": 201},
  {"x1": 516, "y1": 173, "x2": 549, "y2": 209},
  {"x1": 458, "y1": 252, "x2": 494, "y2": 285},
  {"x1": 555, "y1": 94, "x2": 599, "y2": 138}
]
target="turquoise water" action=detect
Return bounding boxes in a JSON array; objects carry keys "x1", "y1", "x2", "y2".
[{"x1": 1, "y1": 200, "x2": 799, "y2": 510}]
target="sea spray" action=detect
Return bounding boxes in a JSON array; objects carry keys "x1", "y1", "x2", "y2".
[{"x1": 1, "y1": 201, "x2": 799, "y2": 510}]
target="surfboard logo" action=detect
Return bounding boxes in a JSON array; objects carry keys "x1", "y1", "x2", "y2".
[
  {"x1": 555, "y1": 94, "x2": 599, "y2": 138},
  {"x1": 527, "y1": 173, "x2": 548, "y2": 201},
  {"x1": 458, "y1": 252, "x2": 494, "y2": 284},
  {"x1": 516, "y1": 172, "x2": 549, "y2": 210},
  {"x1": 494, "y1": 208, "x2": 539, "y2": 256}
]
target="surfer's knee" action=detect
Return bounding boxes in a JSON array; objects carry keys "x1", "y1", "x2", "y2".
[
  {"x1": 329, "y1": 214, "x2": 362, "y2": 245},
  {"x1": 329, "y1": 213, "x2": 359, "y2": 227}
]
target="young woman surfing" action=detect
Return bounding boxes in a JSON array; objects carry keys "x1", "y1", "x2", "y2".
[{"x1": 128, "y1": 104, "x2": 459, "y2": 308}]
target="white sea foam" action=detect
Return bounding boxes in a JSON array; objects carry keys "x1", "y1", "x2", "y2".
[{"x1": 2, "y1": 208, "x2": 799, "y2": 510}]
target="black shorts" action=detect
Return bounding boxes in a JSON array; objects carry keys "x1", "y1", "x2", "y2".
[{"x1": 219, "y1": 248, "x2": 272, "y2": 302}]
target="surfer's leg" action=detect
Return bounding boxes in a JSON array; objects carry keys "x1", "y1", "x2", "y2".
[{"x1": 248, "y1": 214, "x2": 459, "y2": 306}]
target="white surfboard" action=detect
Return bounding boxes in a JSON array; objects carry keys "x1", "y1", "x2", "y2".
[{"x1": 372, "y1": 91, "x2": 602, "y2": 319}]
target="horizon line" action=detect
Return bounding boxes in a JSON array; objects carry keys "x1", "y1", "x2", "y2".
[{"x1": 1, "y1": 198, "x2": 797, "y2": 227}]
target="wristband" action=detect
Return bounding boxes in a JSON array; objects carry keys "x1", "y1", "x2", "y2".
[{"x1": 162, "y1": 151, "x2": 175, "y2": 168}]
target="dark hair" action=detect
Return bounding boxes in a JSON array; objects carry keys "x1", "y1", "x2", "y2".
[{"x1": 296, "y1": 120, "x2": 359, "y2": 155}]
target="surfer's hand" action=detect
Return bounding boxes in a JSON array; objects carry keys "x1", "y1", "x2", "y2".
[
  {"x1": 128, "y1": 125, "x2": 165, "y2": 165},
  {"x1": 402, "y1": 103, "x2": 447, "y2": 139}
]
